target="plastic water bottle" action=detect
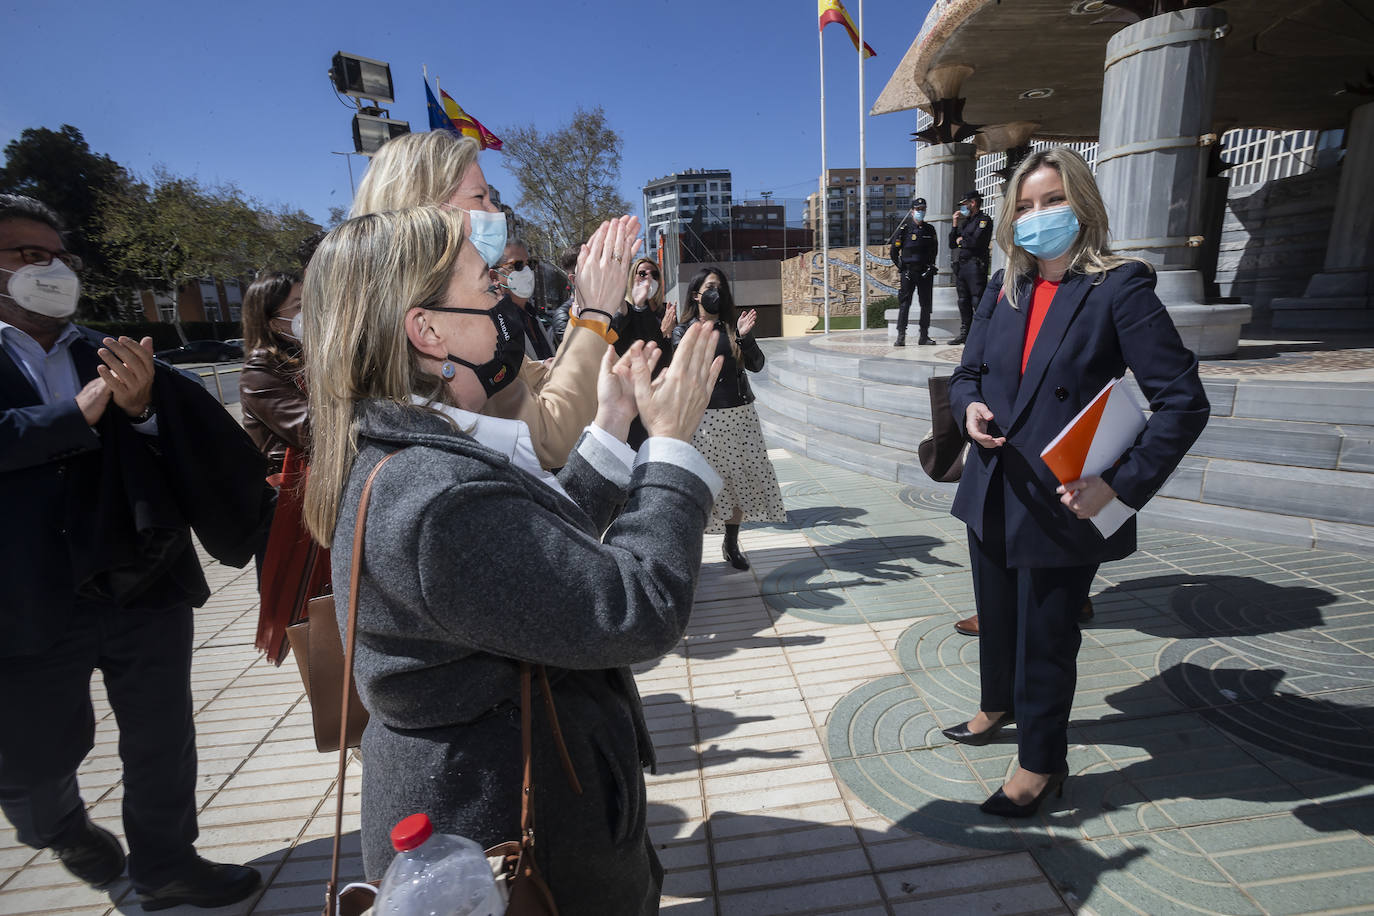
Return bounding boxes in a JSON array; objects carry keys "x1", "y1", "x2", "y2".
[{"x1": 373, "y1": 813, "x2": 503, "y2": 916}]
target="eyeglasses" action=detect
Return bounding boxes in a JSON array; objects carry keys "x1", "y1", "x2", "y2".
[
  {"x1": 636, "y1": 268, "x2": 660, "y2": 280},
  {"x1": 0, "y1": 246, "x2": 83, "y2": 271},
  {"x1": 500, "y1": 259, "x2": 529, "y2": 272}
]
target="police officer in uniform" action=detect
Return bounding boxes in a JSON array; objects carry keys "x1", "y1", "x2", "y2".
[
  {"x1": 949, "y1": 189, "x2": 993, "y2": 345},
  {"x1": 889, "y1": 197, "x2": 939, "y2": 347}
]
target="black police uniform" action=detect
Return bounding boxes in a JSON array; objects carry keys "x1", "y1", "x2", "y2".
[
  {"x1": 949, "y1": 195, "x2": 994, "y2": 342},
  {"x1": 889, "y1": 210, "x2": 939, "y2": 345}
]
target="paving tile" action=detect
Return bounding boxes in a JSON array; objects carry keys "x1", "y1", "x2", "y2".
[
  {"x1": 717, "y1": 875, "x2": 885, "y2": 915},
  {"x1": 8, "y1": 445, "x2": 1374, "y2": 916}
]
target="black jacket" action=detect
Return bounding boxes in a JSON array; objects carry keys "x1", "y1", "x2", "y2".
[
  {"x1": 948, "y1": 263, "x2": 1208, "y2": 568},
  {"x1": 550, "y1": 298, "x2": 573, "y2": 349},
  {"x1": 890, "y1": 220, "x2": 939, "y2": 270},
  {"x1": 671, "y1": 319, "x2": 764, "y2": 410},
  {"x1": 0, "y1": 326, "x2": 273, "y2": 658},
  {"x1": 612, "y1": 305, "x2": 671, "y2": 361},
  {"x1": 950, "y1": 211, "x2": 994, "y2": 262}
]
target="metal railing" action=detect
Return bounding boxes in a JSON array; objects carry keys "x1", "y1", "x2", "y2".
[{"x1": 186, "y1": 362, "x2": 243, "y2": 407}]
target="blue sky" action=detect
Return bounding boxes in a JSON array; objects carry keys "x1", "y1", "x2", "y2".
[{"x1": 2, "y1": 0, "x2": 933, "y2": 228}]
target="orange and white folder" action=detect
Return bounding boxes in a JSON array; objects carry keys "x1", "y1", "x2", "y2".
[{"x1": 1039, "y1": 377, "x2": 1146, "y2": 537}]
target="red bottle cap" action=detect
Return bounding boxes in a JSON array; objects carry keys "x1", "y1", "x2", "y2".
[{"x1": 390, "y1": 813, "x2": 433, "y2": 852}]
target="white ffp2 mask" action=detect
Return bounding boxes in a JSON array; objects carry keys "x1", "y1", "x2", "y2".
[{"x1": 2, "y1": 261, "x2": 80, "y2": 319}]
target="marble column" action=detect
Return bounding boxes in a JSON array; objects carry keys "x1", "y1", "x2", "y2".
[
  {"x1": 1271, "y1": 101, "x2": 1374, "y2": 331},
  {"x1": 914, "y1": 141, "x2": 976, "y2": 339},
  {"x1": 1096, "y1": 7, "x2": 1250, "y2": 356}
]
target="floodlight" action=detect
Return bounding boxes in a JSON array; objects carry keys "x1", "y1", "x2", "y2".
[
  {"x1": 352, "y1": 113, "x2": 411, "y2": 156},
  {"x1": 331, "y1": 51, "x2": 395, "y2": 104}
]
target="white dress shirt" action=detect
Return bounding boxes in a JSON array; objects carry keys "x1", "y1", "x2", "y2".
[{"x1": 412, "y1": 395, "x2": 722, "y2": 502}]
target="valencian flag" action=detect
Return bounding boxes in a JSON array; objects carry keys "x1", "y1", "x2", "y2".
[
  {"x1": 818, "y1": 0, "x2": 876, "y2": 58},
  {"x1": 441, "y1": 88, "x2": 503, "y2": 151}
]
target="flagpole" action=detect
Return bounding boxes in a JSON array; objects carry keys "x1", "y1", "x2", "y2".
[
  {"x1": 819, "y1": 21, "x2": 830, "y2": 335},
  {"x1": 857, "y1": 0, "x2": 868, "y2": 333}
]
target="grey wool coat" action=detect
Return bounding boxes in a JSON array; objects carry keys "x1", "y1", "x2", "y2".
[{"x1": 333, "y1": 400, "x2": 715, "y2": 915}]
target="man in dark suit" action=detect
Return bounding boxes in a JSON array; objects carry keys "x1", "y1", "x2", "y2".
[
  {"x1": 0, "y1": 195, "x2": 269, "y2": 909},
  {"x1": 948, "y1": 190, "x2": 993, "y2": 345},
  {"x1": 889, "y1": 197, "x2": 939, "y2": 346}
]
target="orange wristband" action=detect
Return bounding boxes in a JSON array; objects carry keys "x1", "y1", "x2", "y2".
[{"x1": 567, "y1": 314, "x2": 619, "y2": 345}]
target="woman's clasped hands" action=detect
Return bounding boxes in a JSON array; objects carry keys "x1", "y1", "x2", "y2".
[{"x1": 593, "y1": 322, "x2": 723, "y2": 444}]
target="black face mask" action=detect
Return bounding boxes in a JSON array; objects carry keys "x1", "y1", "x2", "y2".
[
  {"x1": 423, "y1": 295, "x2": 525, "y2": 397},
  {"x1": 699, "y1": 287, "x2": 722, "y2": 315}
]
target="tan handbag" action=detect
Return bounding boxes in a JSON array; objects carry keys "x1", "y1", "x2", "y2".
[
  {"x1": 326, "y1": 667, "x2": 568, "y2": 916},
  {"x1": 285, "y1": 452, "x2": 397, "y2": 753},
  {"x1": 315, "y1": 454, "x2": 577, "y2": 916}
]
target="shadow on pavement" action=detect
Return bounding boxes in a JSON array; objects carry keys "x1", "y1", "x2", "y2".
[{"x1": 642, "y1": 692, "x2": 802, "y2": 776}]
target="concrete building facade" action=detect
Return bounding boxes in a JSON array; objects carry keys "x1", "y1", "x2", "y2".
[
  {"x1": 642, "y1": 168, "x2": 733, "y2": 255},
  {"x1": 805, "y1": 167, "x2": 918, "y2": 250}
]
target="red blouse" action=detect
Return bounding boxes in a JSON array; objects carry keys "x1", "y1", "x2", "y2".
[{"x1": 1021, "y1": 277, "x2": 1060, "y2": 374}]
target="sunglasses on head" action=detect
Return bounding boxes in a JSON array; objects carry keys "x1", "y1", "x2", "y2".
[{"x1": 636, "y1": 268, "x2": 660, "y2": 280}]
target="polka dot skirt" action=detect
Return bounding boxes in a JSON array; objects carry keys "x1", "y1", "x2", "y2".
[{"x1": 691, "y1": 404, "x2": 788, "y2": 534}]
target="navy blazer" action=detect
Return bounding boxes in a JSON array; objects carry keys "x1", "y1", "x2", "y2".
[
  {"x1": 948, "y1": 262, "x2": 1209, "y2": 568},
  {"x1": 1, "y1": 326, "x2": 272, "y2": 657}
]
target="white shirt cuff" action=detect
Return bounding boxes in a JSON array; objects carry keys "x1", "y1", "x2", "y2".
[
  {"x1": 132, "y1": 415, "x2": 159, "y2": 435},
  {"x1": 586, "y1": 423, "x2": 635, "y2": 468},
  {"x1": 574, "y1": 424, "x2": 634, "y2": 489},
  {"x1": 634, "y1": 437, "x2": 723, "y2": 499}
]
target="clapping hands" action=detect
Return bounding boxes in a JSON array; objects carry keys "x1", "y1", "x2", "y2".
[
  {"x1": 630, "y1": 321, "x2": 723, "y2": 442},
  {"x1": 576, "y1": 216, "x2": 641, "y2": 322}
]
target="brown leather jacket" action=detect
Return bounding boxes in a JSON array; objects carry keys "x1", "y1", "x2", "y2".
[{"x1": 239, "y1": 348, "x2": 309, "y2": 472}]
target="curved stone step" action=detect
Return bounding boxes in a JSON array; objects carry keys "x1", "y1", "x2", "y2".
[
  {"x1": 754, "y1": 337, "x2": 1374, "y2": 551},
  {"x1": 762, "y1": 348, "x2": 1374, "y2": 473}
]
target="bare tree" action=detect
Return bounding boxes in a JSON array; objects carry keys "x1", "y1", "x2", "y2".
[{"x1": 498, "y1": 106, "x2": 633, "y2": 256}]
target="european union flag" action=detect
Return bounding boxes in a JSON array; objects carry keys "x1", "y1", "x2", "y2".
[{"x1": 426, "y1": 81, "x2": 459, "y2": 134}]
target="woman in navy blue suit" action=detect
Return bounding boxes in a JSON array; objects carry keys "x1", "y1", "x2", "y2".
[{"x1": 945, "y1": 148, "x2": 1209, "y2": 816}]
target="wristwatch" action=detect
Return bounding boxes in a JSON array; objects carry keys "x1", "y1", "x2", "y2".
[{"x1": 129, "y1": 403, "x2": 156, "y2": 423}]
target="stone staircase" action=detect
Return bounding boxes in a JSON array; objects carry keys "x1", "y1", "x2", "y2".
[{"x1": 753, "y1": 336, "x2": 1374, "y2": 554}]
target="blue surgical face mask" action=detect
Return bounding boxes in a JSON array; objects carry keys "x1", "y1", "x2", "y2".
[
  {"x1": 1014, "y1": 205, "x2": 1081, "y2": 260},
  {"x1": 959, "y1": 205, "x2": 971, "y2": 218},
  {"x1": 913, "y1": 210, "x2": 926, "y2": 221},
  {"x1": 449, "y1": 207, "x2": 507, "y2": 267}
]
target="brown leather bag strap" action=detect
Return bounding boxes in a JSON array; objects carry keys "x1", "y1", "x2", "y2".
[
  {"x1": 520, "y1": 663, "x2": 535, "y2": 845},
  {"x1": 537, "y1": 666, "x2": 582, "y2": 795},
  {"x1": 326, "y1": 451, "x2": 400, "y2": 916}
]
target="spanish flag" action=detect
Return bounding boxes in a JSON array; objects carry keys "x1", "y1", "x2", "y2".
[
  {"x1": 819, "y1": 0, "x2": 876, "y2": 59},
  {"x1": 440, "y1": 89, "x2": 503, "y2": 151}
]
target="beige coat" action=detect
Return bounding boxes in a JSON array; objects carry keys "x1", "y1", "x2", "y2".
[{"x1": 480, "y1": 323, "x2": 605, "y2": 469}]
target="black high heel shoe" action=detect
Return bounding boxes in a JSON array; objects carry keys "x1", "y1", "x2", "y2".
[
  {"x1": 941, "y1": 713, "x2": 1013, "y2": 747},
  {"x1": 979, "y1": 769, "x2": 1068, "y2": 818},
  {"x1": 722, "y1": 541, "x2": 750, "y2": 570}
]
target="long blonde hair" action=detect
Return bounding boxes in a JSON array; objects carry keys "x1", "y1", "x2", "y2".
[
  {"x1": 301, "y1": 206, "x2": 465, "y2": 545},
  {"x1": 996, "y1": 147, "x2": 1148, "y2": 310},
  {"x1": 624, "y1": 257, "x2": 664, "y2": 313},
  {"x1": 350, "y1": 131, "x2": 481, "y2": 216}
]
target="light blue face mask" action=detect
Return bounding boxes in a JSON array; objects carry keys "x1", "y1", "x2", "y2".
[
  {"x1": 913, "y1": 210, "x2": 926, "y2": 221},
  {"x1": 959, "y1": 205, "x2": 971, "y2": 218},
  {"x1": 452, "y1": 207, "x2": 508, "y2": 267},
  {"x1": 1014, "y1": 205, "x2": 1081, "y2": 260}
]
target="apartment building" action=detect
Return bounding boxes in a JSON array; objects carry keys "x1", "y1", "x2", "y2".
[{"x1": 805, "y1": 167, "x2": 918, "y2": 249}]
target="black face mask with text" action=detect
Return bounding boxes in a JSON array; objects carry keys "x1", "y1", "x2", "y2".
[{"x1": 423, "y1": 295, "x2": 526, "y2": 397}]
